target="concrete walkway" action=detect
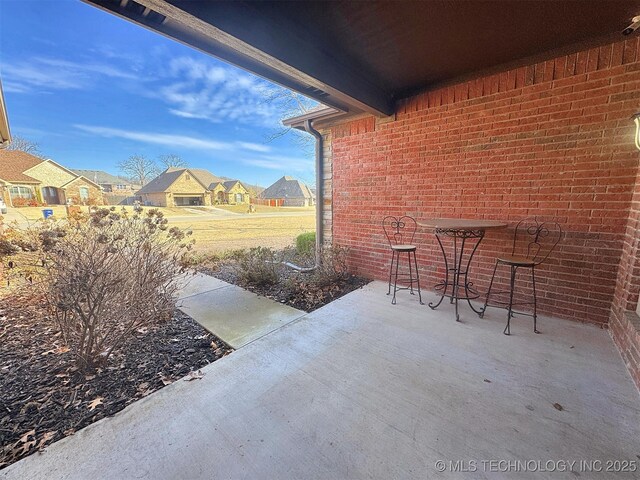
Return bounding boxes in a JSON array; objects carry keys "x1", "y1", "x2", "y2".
[
  {"x1": 177, "y1": 273, "x2": 306, "y2": 348},
  {"x1": 3, "y1": 281, "x2": 640, "y2": 479}
]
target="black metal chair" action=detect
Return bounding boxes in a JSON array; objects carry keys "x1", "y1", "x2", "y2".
[
  {"x1": 383, "y1": 216, "x2": 423, "y2": 305},
  {"x1": 480, "y1": 218, "x2": 562, "y2": 335}
]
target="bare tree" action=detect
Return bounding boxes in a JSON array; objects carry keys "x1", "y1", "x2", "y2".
[
  {"x1": 117, "y1": 154, "x2": 159, "y2": 185},
  {"x1": 260, "y1": 86, "x2": 318, "y2": 156},
  {"x1": 6, "y1": 135, "x2": 46, "y2": 158},
  {"x1": 158, "y1": 153, "x2": 188, "y2": 169}
]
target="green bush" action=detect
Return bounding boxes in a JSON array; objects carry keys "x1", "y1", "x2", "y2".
[{"x1": 296, "y1": 232, "x2": 316, "y2": 256}]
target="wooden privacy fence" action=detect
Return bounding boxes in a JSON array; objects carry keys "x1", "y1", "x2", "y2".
[{"x1": 251, "y1": 198, "x2": 284, "y2": 207}]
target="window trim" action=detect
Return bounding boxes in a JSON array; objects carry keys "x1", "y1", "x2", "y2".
[
  {"x1": 9, "y1": 185, "x2": 34, "y2": 199},
  {"x1": 79, "y1": 186, "x2": 90, "y2": 201}
]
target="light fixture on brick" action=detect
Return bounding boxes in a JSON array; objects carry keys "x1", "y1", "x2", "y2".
[{"x1": 634, "y1": 113, "x2": 640, "y2": 151}]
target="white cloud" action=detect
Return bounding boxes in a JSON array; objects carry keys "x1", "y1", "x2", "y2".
[
  {"x1": 35, "y1": 57, "x2": 138, "y2": 80},
  {"x1": 74, "y1": 124, "x2": 272, "y2": 155},
  {"x1": 2, "y1": 56, "x2": 138, "y2": 93},
  {"x1": 158, "y1": 56, "x2": 284, "y2": 127},
  {"x1": 242, "y1": 155, "x2": 314, "y2": 172},
  {"x1": 236, "y1": 142, "x2": 271, "y2": 153},
  {"x1": 74, "y1": 124, "x2": 232, "y2": 151},
  {"x1": 168, "y1": 109, "x2": 209, "y2": 120}
]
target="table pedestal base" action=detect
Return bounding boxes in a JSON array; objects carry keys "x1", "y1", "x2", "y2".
[{"x1": 428, "y1": 228, "x2": 485, "y2": 321}]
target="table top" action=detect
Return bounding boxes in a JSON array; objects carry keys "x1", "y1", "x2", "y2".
[{"x1": 419, "y1": 218, "x2": 508, "y2": 230}]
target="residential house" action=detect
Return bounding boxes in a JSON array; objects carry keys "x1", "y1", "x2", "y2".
[
  {"x1": 260, "y1": 176, "x2": 315, "y2": 206},
  {"x1": 138, "y1": 167, "x2": 250, "y2": 207},
  {"x1": 72, "y1": 169, "x2": 139, "y2": 205},
  {"x1": 0, "y1": 150, "x2": 103, "y2": 206},
  {"x1": 72, "y1": 169, "x2": 137, "y2": 194},
  {"x1": 85, "y1": 0, "x2": 640, "y2": 395},
  {"x1": 10, "y1": 1, "x2": 637, "y2": 476},
  {"x1": 0, "y1": 80, "x2": 9, "y2": 148},
  {"x1": 212, "y1": 180, "x2": 250, "y2": 205}
]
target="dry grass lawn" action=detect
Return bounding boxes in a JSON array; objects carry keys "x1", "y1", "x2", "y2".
[
  {"x1": 176, "y1": 215, "x2": 316, "y2": 252},
  {"x1": 2, "y1": 205, "x2": 315, "y2": 254},
  {"x1": 212, "y1": 205, "x2": 315, "y2": 214}
]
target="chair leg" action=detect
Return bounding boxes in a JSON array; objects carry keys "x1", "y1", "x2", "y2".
[
  {"x1": 387, "y1": 251, "x2": 395, "y2": 296},
  {"x1": 392, "y1": 250, "x2": 400, "y2": 305},
  {"x1": 480, "y1": 261, "x2": 499, "y2": 318},
  {"x1": 412, "y1": 251, "x2": 424, "y2": 305},
  {"x1": 532, "y1": 267, "x2": 539, "y2": 334},
  {"x1": 407, "y1": 251, "x2": 414, "y2": 294},
  {"x1": 504, "y1": 265, "x2": 517, "y2": 335}
]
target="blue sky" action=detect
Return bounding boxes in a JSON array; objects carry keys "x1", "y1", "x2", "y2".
[{"x1": 0, "y1": 0, "x2": 315, "y2": 187}]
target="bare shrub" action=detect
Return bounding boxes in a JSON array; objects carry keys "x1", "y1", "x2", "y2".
[
  {"x1": 234, "y1": 247, "x2": 279, "y2": 286},
  {"x1": 42, "y1": 207, "x2": 193, "y2": 371},
  {"x1": 310, "y1": 245, "x2": 350, "y2": 287}
]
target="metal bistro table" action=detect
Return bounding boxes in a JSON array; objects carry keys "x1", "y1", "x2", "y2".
[{"x1": 421, "y1": 218, "x2": 508, "y2": 321}]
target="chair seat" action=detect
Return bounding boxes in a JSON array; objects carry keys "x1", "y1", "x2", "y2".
[
  {"x1": 391, "y1": 244, "x2": 417, "y2": 252},
  {"x1": 497, "y1": 255, "x2": 535, "y2": 266}
]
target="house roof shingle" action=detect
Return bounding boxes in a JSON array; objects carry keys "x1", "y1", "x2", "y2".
[
  {"x1": 137, "y1": 168, "x2": 187, "y2": 194},
  {"x1": 71, "y1": 169, "x2": 133, "y2": 186},
  {"x1": 0, "y1": 150, "x2": 44, "y2": 183},
  {"x1": 223, "y1": 180, "x2": 246, "y2": 190},
  {"x1": 260, "y1": 176, "x2": 314, "y2": 200},
  {"x1": 189, "y1": 168, "x2": 224, "y2": 189}
]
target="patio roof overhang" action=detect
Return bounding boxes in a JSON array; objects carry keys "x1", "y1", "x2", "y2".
[{"x1": 84, "y1": 0, "x2": 640, "y2": 120}]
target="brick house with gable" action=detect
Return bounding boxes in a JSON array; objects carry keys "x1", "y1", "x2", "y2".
[
  {"x1": 0, "y1": 150, "x2": 103, "y2": 206},
  {"x1": 139, "y1": 167, "x2": 250, "y2": 206}
]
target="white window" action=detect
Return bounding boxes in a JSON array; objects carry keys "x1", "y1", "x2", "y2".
[
  {"x1": 79, "y1": 187, "x2": 90, "y2": 201},
  {"x1": 9, "y1": 186, "x2": 34, "y2": 199},
  {"x1": 116, "y1": 184, "x2": 127, "y2": 190}
]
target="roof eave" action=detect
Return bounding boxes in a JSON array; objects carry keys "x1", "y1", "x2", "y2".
[
  {"x1": 282, "y1": 107, "x2": 349, "y2": 130},
  {"x1": 0, "y1": 80, "x2": 11, "y2": 148}
]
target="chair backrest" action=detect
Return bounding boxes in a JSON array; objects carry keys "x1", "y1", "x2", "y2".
[
  {"x1": 382, "y1": 216, "x2": 417, "y2": 246},
  {"x1": 511, "y1": 217, "x2": 562, "y2": 265}
]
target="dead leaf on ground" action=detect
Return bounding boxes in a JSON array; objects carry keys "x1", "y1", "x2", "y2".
[
  {"x1": 137, "y1": 382, "x2": 155, "y2": 397},
  {"x1": 158, "y1": 373, "x2": 173, "y2": 386},
  {"x1": 19, "y1": 430, "x2": 35, "y2": 444},
  {"x1": 87, "y1": 397, "x2": 104, "y2": 411},
  {"x1": 41, "y1": 345, "x2": 70, "y2": 356},
  {"x1": 15, "y1": 440, "x2": 35, "y2": 456},
  {"x1": 37, "y1": 431, "x2": 57, "y2": 450},
  {"x1": 184, "y1": 370, "x2": 204, "y2": 381}
]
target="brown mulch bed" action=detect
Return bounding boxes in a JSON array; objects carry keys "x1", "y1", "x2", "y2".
[
  {"x1": 199, "y1": 261, "x2": 370, "y2": 312},
  {"x1": 0, "y1": 291, "x2": 232, "y2": 469}
]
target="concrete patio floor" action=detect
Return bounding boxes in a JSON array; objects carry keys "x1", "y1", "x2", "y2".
[{"x1": 3, "y1": 281, "x2": 639, "y2": 479}]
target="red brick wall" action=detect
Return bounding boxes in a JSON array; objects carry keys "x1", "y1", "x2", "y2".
[
  {"x1": 610, "y1": 164, "x2": 640, "y2": 389},
  {"x1": 328, "y1": 37, "x2": 640, "y2": 328}
]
